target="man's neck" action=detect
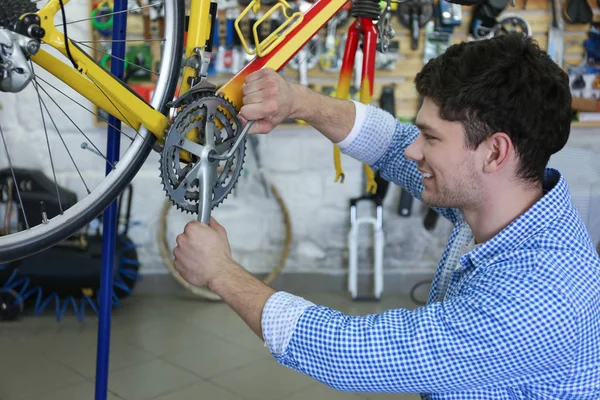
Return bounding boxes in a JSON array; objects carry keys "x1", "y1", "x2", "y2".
[{"x1": 461, "y1": 181, "x2": 544, "y2": 244}]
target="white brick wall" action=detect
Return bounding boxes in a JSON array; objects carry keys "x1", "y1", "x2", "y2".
[{"x1": 2, "y1": 3, "x2": 600, "y2": 280}]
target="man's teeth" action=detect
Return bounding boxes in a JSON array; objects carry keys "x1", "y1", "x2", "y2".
[{"x1": 423, "y1": 172, "x2": 433, "y2": 178}]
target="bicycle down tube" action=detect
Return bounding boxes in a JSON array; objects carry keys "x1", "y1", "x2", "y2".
[
  {"x1": 31, "y1": 0, "x2": 349, "y2": 140},
  {"x1": 32, "y1": 0, "x2": 167, "y2": 136}
]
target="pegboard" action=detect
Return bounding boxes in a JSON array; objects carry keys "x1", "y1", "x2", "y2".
[
  {"x1": 209, "y1": 0, "x2": 600, "y2": 125},
  {"x1": 87, "y1": 0, "x2": 600, "y2": 126}
]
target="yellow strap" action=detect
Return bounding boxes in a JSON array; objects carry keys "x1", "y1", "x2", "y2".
[
  {"x1": 334, "y1": 146, "x2": 345, "y2": 183},
  {"x1": 364, "y1": 164, "x2": 377, "y2": 194}
]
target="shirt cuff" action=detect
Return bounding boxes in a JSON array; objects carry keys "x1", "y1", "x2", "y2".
[
  {"x1": 337, "y1": 102, "x2": 398, "y2": 166},
  {"x1": 262, "y1": 291, "x2": 315, "y2": 356},
  {"x1": 334, "y1": 100, "x2": 368, "y2": 150}
]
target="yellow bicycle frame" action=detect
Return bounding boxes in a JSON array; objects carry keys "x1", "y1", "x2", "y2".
[{"x1": 30, "y1": 0, "x2": 348, "y2": 140}]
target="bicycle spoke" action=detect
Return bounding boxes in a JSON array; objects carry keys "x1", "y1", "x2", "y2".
[
  {"x1": 31, "y1": 65, "x2": 64, "y2": 215},
  {"x1": 73, "y1": 40, "x2": 159, "y2": 76},
  {"x1": 34, "y1": 76, "x2": 135, "y2": 142},
  {"x1": 0, "y1": 124, "x2": 29, "y2": 230},
  {"x1": 31, "y1": 80, "x2": 95, "y2": 197},
  {"x1": 87, "y1": 75, "x2": 145, "y2": 142},
  {"x1": 34, "y1": 81, "x2": 117, "y2": 171},
  {"x1": 74, "y1": 39, "x2": 166, "y2": 44},
  {"x1": 59, "y1": 2, "x2": 165, "y2": 26}
]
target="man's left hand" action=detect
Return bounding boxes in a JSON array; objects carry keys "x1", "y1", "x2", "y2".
[{"x1": 173, "y1": 217, "x2": 235, "y2": 289}]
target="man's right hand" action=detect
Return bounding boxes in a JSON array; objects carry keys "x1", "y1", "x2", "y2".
[
  {"x1": 239, "y1": 68, "x2": 299, "y2": 134},
  {"x1": 238, "y1": 67, "x2": 356, "y2": 144}
]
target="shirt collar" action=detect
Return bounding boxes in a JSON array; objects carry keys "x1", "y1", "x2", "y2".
[{"x1": 460, "y1": 168, "x2": 570, "y2": 269}]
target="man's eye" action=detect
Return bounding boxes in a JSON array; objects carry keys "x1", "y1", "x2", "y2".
[{"x1": 423, "y1": 134, "x2": 436, "y2": 141}]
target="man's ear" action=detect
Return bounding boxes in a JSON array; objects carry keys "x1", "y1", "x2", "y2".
[{"x1": 482, "y1": 132, "x2": 512, "y2": 173}]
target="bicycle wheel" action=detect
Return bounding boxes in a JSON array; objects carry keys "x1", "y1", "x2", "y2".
[{"x1": 0, "y1": 0, "x2": 184, "y2": 263}]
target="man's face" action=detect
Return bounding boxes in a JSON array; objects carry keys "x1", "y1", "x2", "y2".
[{"x1": 405, "y1": 98, "x2": 484, "y2": 209}]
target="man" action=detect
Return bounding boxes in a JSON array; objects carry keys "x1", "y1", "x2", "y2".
[{"x1": 173, "y1": 33, "x2": 600, "y2": 398}]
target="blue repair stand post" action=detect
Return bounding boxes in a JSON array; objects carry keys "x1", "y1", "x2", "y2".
[{"x1": 95, "y1": 0, "x2": 128, "y2": 399}]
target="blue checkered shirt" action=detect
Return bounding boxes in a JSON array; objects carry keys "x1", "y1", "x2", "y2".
[{"x1": 261, "y1": 102, "x2": 600, "y2": 399}]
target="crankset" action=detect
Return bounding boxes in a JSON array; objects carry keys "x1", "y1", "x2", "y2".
[{"x1": 160, "y1": 92, "x2": 250, "y2": 223}]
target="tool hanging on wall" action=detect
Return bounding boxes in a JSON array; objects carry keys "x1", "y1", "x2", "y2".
[
  {"x1": 288, "y1": 1, "x2": 321, "y2": 86},
  {"x1": 320, "y1": 13, "x2": 343, "y2": 72},
  {"x1": 332, "y1": 0, "x2": 394, "y2": 194},
  {"x1": 437, "y1": 0, "x2": 462, "y2": 29},
  {"x1": 548, "y1": 0, "x2": 565, "y2": 66},
  {"x1": 223, "y1": 8, "x2": 240, "y2": 73}
]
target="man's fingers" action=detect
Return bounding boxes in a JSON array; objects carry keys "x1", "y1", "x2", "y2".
[
  {"x1": 242, "y1": 79, "x2": 264, "y2": 96},
  {"x1": 249, "y1": 119, "x2": 274, "y2": 134},
  {"x1": 242, "y1": 90, "x2": 267, "y2": 106},
  {"x1": 239, "y1": 103, "x2": 264, "y2": 122},
  {"x1": 210, "y1": 216, "x2": 227, "y2": 235},
  {"x1": 244, "y1": 68, "x2": 274, "y2": 84}
]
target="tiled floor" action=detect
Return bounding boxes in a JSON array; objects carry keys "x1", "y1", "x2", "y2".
[{"x1": 1, "y1": 291, "x2": 422, "y2": 400}]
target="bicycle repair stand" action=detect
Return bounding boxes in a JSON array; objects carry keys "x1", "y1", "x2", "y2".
[{"x1": 96, "y1": 0, "x2": 127, "y2": 398}]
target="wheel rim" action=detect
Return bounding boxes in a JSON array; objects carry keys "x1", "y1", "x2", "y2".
[{"x1": 0, "y1": 0, "x2": 184, "y2": 263}]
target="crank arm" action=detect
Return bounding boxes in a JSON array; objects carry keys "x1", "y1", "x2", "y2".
[{"x1": 196, "y1": 151, "x2": 218, "y2": 224}]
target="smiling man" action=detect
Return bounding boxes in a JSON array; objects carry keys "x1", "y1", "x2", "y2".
[{"x1": 172, "y1": 33, "x2": 600, "y2": 398}]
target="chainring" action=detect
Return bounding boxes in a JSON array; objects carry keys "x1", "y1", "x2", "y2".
[
  {"x1": 160, "y1": 94, "x2": 246, "y2": 214},
  {"x1": 0, "y1": 0, "x2": 38, "y2": 29},
  {"x1": 492, "y1": 14, "x2": 532, "y2": 38}
]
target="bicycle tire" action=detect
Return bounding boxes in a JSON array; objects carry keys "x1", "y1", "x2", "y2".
[{"x1": 0, "y1": 0, "x2": 184, "y2": 263}]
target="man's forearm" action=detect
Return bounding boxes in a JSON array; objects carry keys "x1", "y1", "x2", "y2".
[
  {"x1": 208, "y1": 262, "x2": 276, "y2": 340},
  {"x1": 289, "y1": 84, "x2": 355, "y2": 144}
]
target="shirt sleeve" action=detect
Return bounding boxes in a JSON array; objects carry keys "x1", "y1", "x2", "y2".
[
  {"x1": 268, "y1": 266, "x2": 578, "y2": 394},
  {"x1": 335, "y1": 102, "x2": 458, "y2": 223},
  {"x1": 262, "y1": 291, "x2": 315, "y2": 355}
]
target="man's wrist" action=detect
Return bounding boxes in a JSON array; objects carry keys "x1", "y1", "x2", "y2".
[
  {"x1": 207, "y1": 260, "x2": 242, "y2": 294},
  {"x1": 289, "y1": 83, "x2": 308, "y2": 121}
]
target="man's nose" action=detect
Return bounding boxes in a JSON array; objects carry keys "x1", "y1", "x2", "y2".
[{"x1": 404, "y1": 136, "x2": 423, "y2": 162}]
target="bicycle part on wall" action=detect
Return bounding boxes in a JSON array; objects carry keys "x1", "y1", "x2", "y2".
[
  {"x1": 492, "y1": 13, "x2": 531, "y2": 37},
  {"x1": 397, "y1": 0, "x2": 434, "y2": 50},
  {"x1": 469, "y1": 0, "x2": 508, "y2": 39}
]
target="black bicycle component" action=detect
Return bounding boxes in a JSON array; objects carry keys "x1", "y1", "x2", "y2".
[
  {"x1": 470, "y1": 0, "x2": 508, "y2": 39},
  {"x1": 0, "y1": 168, "x2": 78, "y2": 230},
  {"x1": 564, "y1": 0, "x2": 592, "y2": 24},
  {"x1": 0, "y1": 289, "x2": 22, "y2": 321},
  {"x1": 206, "y1": 2, "x2": 218, "y2": 52},
  {"x1": 351, "y1": 0, "x2": 381, "y2": 20},
  {"x1": 379, "y1": 85, "x2": 414, "y2": 217},
  {"x1": 13, "y1": 13, "x2": 44, "y2": 39},
  {"x1": 572, "y1": 75, "x2": 586, "y2": 90},
  {"x1": 398, "y1": 0, "x2": 434, "y2": 50},
  {"x1": 423, "y1": 207, "x2": 439, "y2": 230}
]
